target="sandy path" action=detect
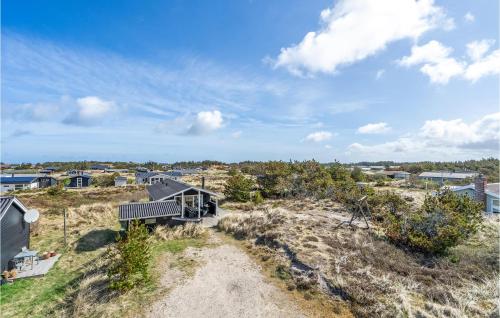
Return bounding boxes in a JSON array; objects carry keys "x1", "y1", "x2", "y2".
[{"x1": 147, "y1": 242, "x2": 305, "y2": 318}]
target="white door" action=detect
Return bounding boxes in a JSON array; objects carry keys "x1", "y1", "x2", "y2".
[{"x1": 77, "y1": 177, "x2": 82, "y2": 187}]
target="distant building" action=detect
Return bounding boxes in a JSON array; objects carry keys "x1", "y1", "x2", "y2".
[
  {"x1": 0, "y1": 196, "x2": 31, "y2": 270},
  {"x1": 418, "y1": 171, "x2": 478, "y2": 183},
  {"x1": 67, "y1": 174, "x2": 92, "y2": 188},
  {"x1": 114, "y1": 176, "x2": 128, "y2": 187},
  {"x1": 135, "y1": 166, "x2": 150, "y2": 173},
  {"x1": 382, "y1": 171, "x2": 411, "y2": 180},
  {"x1": 444, "y1": 176, "x2": 499, "y2": 213},
  {"x1": 67, "y1": 169, "x2": 85, "y2": 177},
  {"x1": 135, "y1": 171, "x2": 182, "y2": 185},
  {"x1": 90, "y1": 164, "x2": 110, "y2": 170},
  {"x1": 105, "y1": 168, "x2": 129, "y2": 173},
  {"x1": 0, "y1": 176, "x2": 39, "y2": 192}
]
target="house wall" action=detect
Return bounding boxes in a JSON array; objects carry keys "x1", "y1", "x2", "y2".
[
  {"x1": 486, "y1": 194, "x2": 499, "y2": 213},
  {"x1": 1, "y1": 204, "x2": 30, "y2": 270},
  {"x1": 115, "y1": 179, "x2": 127, "y2": 187},
  {"x1": 0, "y1": 182, "x2": 38, "y2": 193},
  {"x1": 453, "y1": 188, "x2": 475, "y2": 198},
  {"x1": 68, "y1": 177, "x2": 91, "y2": 188}
]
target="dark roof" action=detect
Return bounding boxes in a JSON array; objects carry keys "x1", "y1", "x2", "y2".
[
  {"x1": 118, "y1": 200, "x2": 181, "y2": 220},
  {"x1": 45, "y1": 167, "x2": 57, "y2": 171},
  {"x1": 0, "y1": 196, "x2": 29, "y2": 220},
  {"x1": 69, "y1": 174, "x2": 91, "y2": 179},
  {"x1": 90, "y1": 164, "x2": 109, "y2": 170},
  {"x1": 0, "y1": 176, "x2": 38, "y2": 184},
  {"x1": 115, "y1": 176, "x2": 128, "y2": 180},
  {"x1": 147, "y1": 179, "x2": 191, "y2": 200},
  {"x1": 0, "y1": 196, "x2": 14, "y2": 215}
]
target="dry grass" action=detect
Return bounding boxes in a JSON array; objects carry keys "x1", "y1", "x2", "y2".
[
  {"x1": 218, "y1": 200, "x2": 499, "y2": 318},
  {"x1": 153, "y1": 223, "x2": 208, "y2": 240}
]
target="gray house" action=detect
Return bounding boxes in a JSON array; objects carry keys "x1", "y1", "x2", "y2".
[
  {"x1": 119, "y1": 179, "x2": 218, "y2": 229},
  {"x1": 0, "y1": 196, "x2": 30, "y2": 270},
  {"x1": 135, "y1": 171, "x2": 182, "y2": 185},
  {"x1": 444, "y1": 176, "x2": 499, "y2": 213},
  {"x1": 419, "y1": 171, "x2": 478, "y2": 184}
]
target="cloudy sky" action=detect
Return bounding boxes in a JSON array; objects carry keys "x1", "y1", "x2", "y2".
[{"x1": 2, "y1": 0, "x2": 499, "y2": 163}]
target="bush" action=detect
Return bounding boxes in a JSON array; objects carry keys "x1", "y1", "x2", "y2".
[
  {"x1": 47, "y1": 183, "x2": 65, "y2": 196},
  {"x1": 253, "y1": 191, "x2": 264, "y2": 205},
  {"x1": 108, "y1": 221, "x2": 151, "y2": 291},
  {"x1": 224, "y1": 173, "x2": 254, "y2": 202},
  {"x1": 374, "y1": 190, "x2": 483, "y2": 254},
  {"x1": 93, "y1": 173, "x2": 119, "y2": 187}
]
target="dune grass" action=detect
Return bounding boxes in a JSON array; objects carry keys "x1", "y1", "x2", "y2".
[{"x1": 0, "y1": 187, "x2": 208, "y2": 318}]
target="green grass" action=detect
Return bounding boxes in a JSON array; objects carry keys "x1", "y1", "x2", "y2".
[{"x1": 0, "y1": 235, "x2": 207, "y2": 318}]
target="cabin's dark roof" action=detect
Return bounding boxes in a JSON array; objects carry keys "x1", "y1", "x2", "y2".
[
  {"x1": 44, "y1": 167, "x2": 57, "y2": 171},
  {"x1": 69, "y1": 174, "x2": 91, "y2": 179},
  {"x1": 90, "y1": 164, "x2": 109, "y2": 170},
  {"x1": 147, "y1": 179, "x2": 191, "y2": 200},
  {"x1": 137, "y1": 171, "x2": 182, "y2": 179},
  {"x1": 0, "y1": 196, "x2": 14, "y2": 215},
  {"x1": 0, "y1": 176, "x2": 38, "y2": 184},
  {"x1": 0, "y1": 196, "x2": 28, "y2": 220},
  {"x1": 118, "y1": 200, "x2": 181, "y2": 220}
]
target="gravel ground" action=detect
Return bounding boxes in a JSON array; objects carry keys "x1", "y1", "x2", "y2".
[{"x1": 147, "y1": 243, "x2": 305, "y2": 318}]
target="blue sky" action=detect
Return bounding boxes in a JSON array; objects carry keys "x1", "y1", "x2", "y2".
[{"x1": 2, "y1": 0, "x2": 499, "y2": 163}]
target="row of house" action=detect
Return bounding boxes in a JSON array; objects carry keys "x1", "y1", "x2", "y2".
[
  {"x1": 0, "y1": 174, "x2": 94, "y2": 193},
  {"x1": 0, "y1": 175, "x2": 57, "y2": 193}
]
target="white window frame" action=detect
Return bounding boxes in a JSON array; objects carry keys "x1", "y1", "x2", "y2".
[{"x1": 76, "y1": 177, "x2": 83, "y2": 187}]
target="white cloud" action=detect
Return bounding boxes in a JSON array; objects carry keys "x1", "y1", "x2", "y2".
[
  {"x1": 399, "y1": 40, "x2": 500, "y2": 84},
  {"x1": 421, "y1": 113, "x2": 500, "y2": 148},
  {"x1": 232, "y1": 130, "x2": 242, "y2": 139},
  {"x1": 357, "y1": 122, "x2": 391, "y2": 134},
  {"x1": 375, "y1": 69, "x2": 385, "y2": 80},
  {"x1": 273, "y1": 0, "x2": 453, "y2": 75},
  {"x1": 325, "y1": 144, "x2": 332, "y2": 149},
  {"x1": 63, "y1": 96, "x2": 116, "y2": 125},
  {"x1": 186, "y1": 110, "x2": 223, "y2": 135},
  {"x1": 348, "y1": 112, "x2": 500, "y2": 158},
  {"x1": 464, "y1": 49, "x2": 500, "y2": 82},
  {"x1": 304, "y1": 131, "x2": 333, "y2": 142},
  {"x1": 464, "y1": 12, "x2": 475, "y2": 23},
  {"x1": 466, "y1": 39, "x2": 495, "y2": 61}
]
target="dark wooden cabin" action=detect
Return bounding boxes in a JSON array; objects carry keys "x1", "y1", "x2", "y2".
[
  {"x1": 0, "y1": 196, "x2": 30, "y2": 270},
  {"x1": 67, "y1": 174, "x2": 92, "y2": 188}
]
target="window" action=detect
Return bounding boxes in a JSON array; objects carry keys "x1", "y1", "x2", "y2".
[
  {"x1": 493, "y1": 199, "x2": 499, "y2": 207},
  {"x1": 15, "y1": 184, "x2": 23, "y2": 190},
  {"x1": 76, "y1": 177, "x2": 82, "y2": 187}
]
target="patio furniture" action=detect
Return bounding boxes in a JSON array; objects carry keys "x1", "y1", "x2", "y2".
[{"x1": 13, "y1": 249, "x2": 39, "y2": 271}]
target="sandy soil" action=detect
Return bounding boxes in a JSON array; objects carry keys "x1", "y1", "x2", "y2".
[{"x1": 147, "y1": 241, "x2": 305, "y2": 318}]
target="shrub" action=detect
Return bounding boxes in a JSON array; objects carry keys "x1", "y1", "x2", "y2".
[
  {"x1": 94, "y1": 173, "x2": 119, "y2": 187},
  {"x1": 224, "y1": 173, "x2": 254, "y2": 202},
  {"x1": 47, "y1": 183, "x2": 65, "y2": 196},
  {"x1": 108, "y1": 221, "x2": 151, "y2": 291},
  {"x1": 253, "y1": 191, "x2": 264, "y2": 205},
  {"x1": 374, "y1": 190, "x2": 483, "y2": 254}
]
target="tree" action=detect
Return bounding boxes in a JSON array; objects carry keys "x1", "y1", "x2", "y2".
[
  {"x1": 373, "y1": 190, "x2": 483, "y2": 254},
  {"x1": 350, "y1": 167, "x2": 365, "y2": 182},
  {"x1": 224, "y1": 173, "x2": 254, "y2": 202},
  {"x1": 108, "y1": 221, "x2": 151, "y2": 291}
]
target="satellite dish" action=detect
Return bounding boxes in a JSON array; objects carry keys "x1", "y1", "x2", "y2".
[{"x1": 24, "y1": 209, "x2": 40, "y2": 223}]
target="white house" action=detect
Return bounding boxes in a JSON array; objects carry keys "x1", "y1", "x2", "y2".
[
  {"x1": 0, "y1": 176, "x2": 39, "y2": 192},
  {"x1": 114, "y1": 176, "x2": 128, "y2": 187}
]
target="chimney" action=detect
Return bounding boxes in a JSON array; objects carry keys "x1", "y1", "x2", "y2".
[
  {"x1": 474, "y1": 174, "x2": 486, "y2": 204},
  {"x1": 11, "y1": 173, "x2": 14, "y2": 177},
  {"x1": 201, "y1": 176, "x2": 205, "y2": 189}
]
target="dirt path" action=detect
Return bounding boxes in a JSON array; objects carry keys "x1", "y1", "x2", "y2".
[{"x1": 147, "y1": 237, "x2": 305, "y2": 318}]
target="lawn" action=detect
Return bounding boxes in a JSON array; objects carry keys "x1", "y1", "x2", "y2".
[{"x1": 0, "y1": 186, "x2": 207, "y2": 318}]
